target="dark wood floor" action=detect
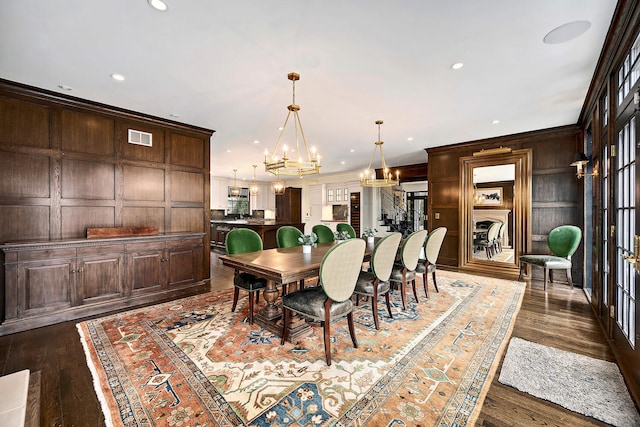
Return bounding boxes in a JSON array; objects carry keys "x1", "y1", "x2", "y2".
[{"x1": 0, "y1": 251, "x2": 619, "y2": 426}]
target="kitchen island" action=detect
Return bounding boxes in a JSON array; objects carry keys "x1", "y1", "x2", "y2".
[{"x1": 210, "y1": 220, "x2": 305, "y2": 250}]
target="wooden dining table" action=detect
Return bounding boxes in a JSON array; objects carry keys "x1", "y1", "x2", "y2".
[{"x1": 219, "y1": 239, "x2": 376, "y2": 340}]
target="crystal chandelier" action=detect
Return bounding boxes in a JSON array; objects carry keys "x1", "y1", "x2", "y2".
[
  {"x1": 264, "y1": 72, "x2": 320, "y2": 178},
  {"x1": 249, "y1": 164, "x2": 260, "y2": 196},
  {"x1": 360, "y1": 120, "x2": 399, "y2": 187},
  {"x1": 230, "y1": 169, "x2": 240, "y2": 197}
]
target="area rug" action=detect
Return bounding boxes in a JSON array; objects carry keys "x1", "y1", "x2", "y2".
[
  {"x1": 498, "y1": 337, "x2": 640, "y2": 427},
  {"x1": 77, "y1": 271, "x2": 525, "y2": 426}
]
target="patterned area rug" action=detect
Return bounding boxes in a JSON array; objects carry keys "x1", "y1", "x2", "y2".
[{"x1": 77, "y1": 271, "x2": 525, "y2": 426}]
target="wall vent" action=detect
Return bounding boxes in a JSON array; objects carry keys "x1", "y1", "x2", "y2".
[{"x1": 128, "y1": 129, "x2": 153, "y2": 147}]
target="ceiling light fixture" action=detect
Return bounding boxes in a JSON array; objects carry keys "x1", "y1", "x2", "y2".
[
  {"x1": 544, "y1": 20, "x2": 591, "y2": 44},
  {"x1": 272, "y1": 171, "x2": 286, "y2": 196},
  {"x1": 58, "y1": 84, "x2": 72, "y2": 91},
  {"x1": 249, "y1": 164, "x2": 260, "y2": 196},
  {"x1": 360, "y1": 120, "x2": 399, "y2": 187},
  {"x1": 264, "y1": 72, "x2": 320, "y2": 178},
  {"x1": 451, "y1": 62, "x2": 464, "y2": 70},
  {"x1": 230, "y1": 169, "x2": 240, "y2": 197},
  {"x1": 148, "y1": 0, "x2": 169, "y2": 11},
  {"x1": 110, "y1": 73, "x2": 125, "y2": 81}
]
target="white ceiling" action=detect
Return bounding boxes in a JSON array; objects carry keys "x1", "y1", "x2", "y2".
[{"x1": 0, "y1": 0, "x2": 617, "y2": 184}]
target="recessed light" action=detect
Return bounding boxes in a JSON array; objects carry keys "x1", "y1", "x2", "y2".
[
  {"x1": 341, "y1": 161, "x2": 346, "y2": 165},
  {"x1": 544, "y1": 20, "x2": 591, "y2": 44},
  {"x1": 58, "y1": 84, "x2": 72, "y2": 91},
  {"x1": 278, "y1": 127, "x2": 284, "y2": 131},
  {"x1": 253, "y1": 140, "x2": 260, "y2": 144},
  {"x1": 451, "y1": 62, "x2": 464, "y2": 70},
  {"x1": 110, "y1": 73, "x2": 125, "y2": 81},
  {"x1": 491, "y1": 119, "x2": 500, "y2": 124},
  {"x1": 148, "y1": 0, "x2": 168, "y2": 11},
  {"x1": 169, "y1": 113, "x2": 180, "y2": 118},
  {"x1": 350, "y1": 149, "x2": 355, "y2": 153},
  {"x1": 407, "y1": 137, "x2": 414, "y2": 141},
  {"x1": 226, "y1": 149, "x2": 231, "y2": 153}
]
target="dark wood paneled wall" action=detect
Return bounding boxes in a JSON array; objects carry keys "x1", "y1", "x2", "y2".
[
  {"x1": 427, "y1": 125, "x2": 583, "y2": 283},
  {"x1": 0, "y1": 79, "x2": 213, "y2": 278}
]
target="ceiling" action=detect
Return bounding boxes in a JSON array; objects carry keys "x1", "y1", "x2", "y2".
[{"x1": 0, "y1": 1, "x2": 617, "y2": 184}]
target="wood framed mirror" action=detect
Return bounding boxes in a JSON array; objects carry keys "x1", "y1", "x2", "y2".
[{"x1": 459, "y1": 148, "x2": 532, "y2": 277}]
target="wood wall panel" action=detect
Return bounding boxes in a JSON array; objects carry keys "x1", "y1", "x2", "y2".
[
  {"x1": 61, "y1": 159, "x2": 115, "y2": 200},
  {"x1": 61, "y1": 110, "x2": 115, "y2": 156},
  {"x1": 122, "y1": 165, "x2": 165, "y2": 201},
  {"x1": 0, "y1": 152, "x2": 49, "y2": 198},
  {"x1": 532, "y1": 172, "x2": 578, "y2": 203},
  {"x1": 119, "y1": 122, "x2": 165, "y2": 163},
  {"x1": 0, "y1": 206, "x2": 49, "y2": 242},
  {"x1": 171, "y1": 171, "x2": 204, "y2": 202},
  {"x1": 121, "y1": 207, "x2": 165, "y2": 232},
  {"x1": 0, "y1": 96, "x2": 50, "y2": 148},
  {"x1": 170, "y1": 208, "x2": 203, "y2": 232},
  {"x1": 170, "y1": 134, "x2": 205, "y2": 168},
  {"x1": 61, "y1": 206, "x2": 115, "y2": 239}
]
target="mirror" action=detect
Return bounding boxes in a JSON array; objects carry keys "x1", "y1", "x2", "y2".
[{"x1": 459, "y1": 148, "x2": 532, "y2": 277}]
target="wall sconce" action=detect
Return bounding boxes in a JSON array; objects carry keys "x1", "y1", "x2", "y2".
[{"x1": 570, "y1": 152, "x2": 598, "y2": 179}]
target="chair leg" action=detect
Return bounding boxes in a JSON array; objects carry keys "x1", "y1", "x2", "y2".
[
  {"x1": 384, "y1": 292, "x2": 393, "y2": 319},
  {"x1": 518, "y1": 263, "x2": 525, "y2": 281},
  {"x1": 423, "y1": 272, "x2": 429, "y2": 298},
  {"x1": 544, "y1": 268, "x2": 549, "y2": 291},
  {"x1": 255, "y1": 290, "x2": 259, "y2": 305},
  {"x1": 231, "y1": 287, "x2": 240, "y2": 312},
  {"x1": 280, "y1": 307, "x2": 290, "y2": 345},
  {"x1": 432, "y1": 271, "x2": 439, "y2": 293},
  {"x1": 411, "y1": 278, "x2": 419, "y2": 304},
  {"x1": 248, "y1": 291, "x2": 254, "y2": 325},
  {"x1": 323, "y1": 298, "x2": 332, "y2": 366},
  {"x1": 372, "y1": 279, "x2": 380, "y2": 330},
  {"x1": 566, "y1": 268, "x2": 574, "y2": 291},
  {"x1": 401, "y1": 269, "x2": 407, "y2": 310},
  {"x1": 549, "y1": 269, "x2": 554, "y2": 283},
  {"x1": 347, "y1": 312, "x2": 358, "y2": 348}
]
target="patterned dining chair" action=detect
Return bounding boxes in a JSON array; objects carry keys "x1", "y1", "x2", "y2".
[
  {"x1": 225, "y1": 228, "x2": 267, "y2": 325},
  {"x1": 336, "y1": 222, "x2": 357, "y2": 239},
  {"x1": 389, "y1": 229, "x2": 429, "y2": 310},
  {"x1": 415, "y1": 227, "x2": 447, "y2": 297},
  {"x1": 281, "y1": 238, "x2": 366, "y2": 366},
  {"x1": 312, "y1": 224, "x2": 335, "y2": 244},
  {"x1": 354, "y1": 232, "x2": 402, "y2": 329}
]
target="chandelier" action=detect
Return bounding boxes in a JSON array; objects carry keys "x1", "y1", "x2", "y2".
[
  {"x1": 230, "y1": 169, "x2": 240, "y2": 197},
  {"x1": 272, "y1": 170, "x2": 286, "y2": 196},
  {"x1": 249, "y1": 164, "x2": 260, "y2": 196},
  {"x1": 264, "y1": 72, "x2": 320, "y2": 177},
  {"x1": 360, "y1": 120, "x2": 399, "y2": 187}
]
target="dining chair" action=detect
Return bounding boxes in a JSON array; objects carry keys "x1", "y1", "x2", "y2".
[
  {"x1": 389, "y1": 229, "x2": 428, "y2": 310},
  {"x1": 415, "y1": 227, "x2": 447, "y2": 297},
  {"x1": 518, "y1": 225, "x2": 581, "y2": 291},
  {"x1": 281, "y1": 238, "x2": 366, "y2": 366},
  {"x1": 476, "y1": 222, "x2": 501, "y2": 259},
  {"x1": 277, "y1": 226, "x2": 303, "y2": 248},
  {"x1": 225, "y1": 228, "x2": 267, "y2": 325},
  {"x1": 312, "y1": 224, "x2": 335, "y2": 244},
  {"x1": 336, "y1": 222, "x2": 357, "y2": 239},
  {"x1": 354, "y1": 232, "x2": 402, "y2": 329}
]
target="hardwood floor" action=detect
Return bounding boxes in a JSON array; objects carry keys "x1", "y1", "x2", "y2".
[{"x1": 0, "y1": 251, "x2": 620, "y2": 426}]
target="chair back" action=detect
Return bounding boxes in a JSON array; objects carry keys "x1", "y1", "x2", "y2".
[
  {"x1": 548, "y1": 225, "x2": 582, "y2": 259},
  {"x1": 312, "y1": 224, "x2": 335, "y2": 243},
  {"x1": 226, "y1": 228, "x2": 263, "y2": 255},
  {"x1": 276, "y1": 226, "x2": 303, "y2": 248},
  {"x1": 336, "y1": 223, "x2": 356, "y2": 239},
  {"x1": 487, "y1": 222, "x2": 501, "y2": 242},
  {"x1": 370, "y1": 232, "x2": 402, "y2": 282},
  {"x1": 319, "y1": 238, "x2": 366, "y2": 302},
  {"x1": 425, "y1": 227, "x2": 447, "y2": 264},
  {"x1": 399, "y1": 229, "x2": 428, "y2": 271}
]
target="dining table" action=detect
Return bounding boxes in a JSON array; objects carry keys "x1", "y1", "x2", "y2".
[{"x1": 219, "y1": 238, "x2": 376, "y2": 341}]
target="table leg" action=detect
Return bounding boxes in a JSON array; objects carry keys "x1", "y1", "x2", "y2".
[
  {"x1": 257, "y1": 279, "x2": 281, "y2": 321},
  {"x1": 255, "y1": 280, "x2": 313, "y2": 342}
]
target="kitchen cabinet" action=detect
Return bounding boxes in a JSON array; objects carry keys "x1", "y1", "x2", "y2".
[{"x1": 276, "y1": 187, "x2": 302, "y2": 222}]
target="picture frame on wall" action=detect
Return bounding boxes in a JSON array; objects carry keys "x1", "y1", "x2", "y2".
[{"x1": 474, "y1": 187, "x2": 502, "y2": 206}]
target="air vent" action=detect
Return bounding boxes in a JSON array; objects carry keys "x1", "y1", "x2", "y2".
[{"x1": 128, "y1": 129, "x2": 153, "y2": 147}]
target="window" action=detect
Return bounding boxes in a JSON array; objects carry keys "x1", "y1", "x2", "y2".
[
  {"x1": 327, "y1": 189, "x2": 333, "y2": 203},
  {"x1": 617, "y1": 33, "x2": 640, "y2": 105},
  {"x1": 602, "y1": 93, "x2": 609, "y2": 128},
  {"x1": 228, "y1": 187, "x2": 250, "y2": 215}
]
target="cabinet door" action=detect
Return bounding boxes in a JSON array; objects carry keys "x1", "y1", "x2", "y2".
[
  {"x1": 166, "y1": 238, "x2": 202, "y2": 287},
  {"x1": 78, "y1": 254, "x2": 124, "y2": 304},
  {"x1": 126, "y1": 248, "x2": 164, "y2": 294},
  {"x1": 18, "y1": 258, "x2": 75, "y2": 317}
]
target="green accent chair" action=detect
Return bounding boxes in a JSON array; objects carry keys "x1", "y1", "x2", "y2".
[
  {"x1": 277, "y1": 226, "x2": 303, "y2": 248},
  {"x1": 281, "y1": 238, "x2": 366, "y2": 366},
  {"x1": 389, "y1": 229, "x2": 429, "y2": 310},
  {"x1": 354, "y1": 232, "x2": 402, "y2": 329},
  {"x1": 415, "y1": 227, "x2": 447, "y2": 298},
  {"x1": 518, "y1": 225, "x2": 582, "y2": 291},
  {"x1": 336, "y1": 222, "x2": 356, "y2": 239},
  {"x1": 312, "y1": 224, "x2": 335, "y2": 244},
  {"x1": 225, "y1": 228, "x2": 267, "y2": 325}
]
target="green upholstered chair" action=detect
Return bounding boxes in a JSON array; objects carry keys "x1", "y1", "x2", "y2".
[
  {"x1": 415, "y1": 227, "x2": 447, "y2": 297},
  {"x1": 518, "y1": 225, "x2": 582, "y2": 291},
  {"x1": 277, "y1": 226, "x2": 303, "y2": 248},
  {"x1": 389, "y1": 229, "x2": 428, "y2": 310},
  {"x1": 312, "y1": 224, "x2": 335, "y2": 244},
  {"x1": 281, "y1": 238, "x2": 366, "y2": 366},
  {"x1": 225, "y1": 228, "x2": 267, "y2": 325},
  {"x1": 354, "y1": 232, "x2": 402, "y2": 329},
  {"x1": 336, "y1": 222, "x2": 356, "y2": 239}
]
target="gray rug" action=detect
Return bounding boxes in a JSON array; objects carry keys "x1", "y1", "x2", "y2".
[{"x1": 498, "y1": 337, "x2": 640, "y2": 427}]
